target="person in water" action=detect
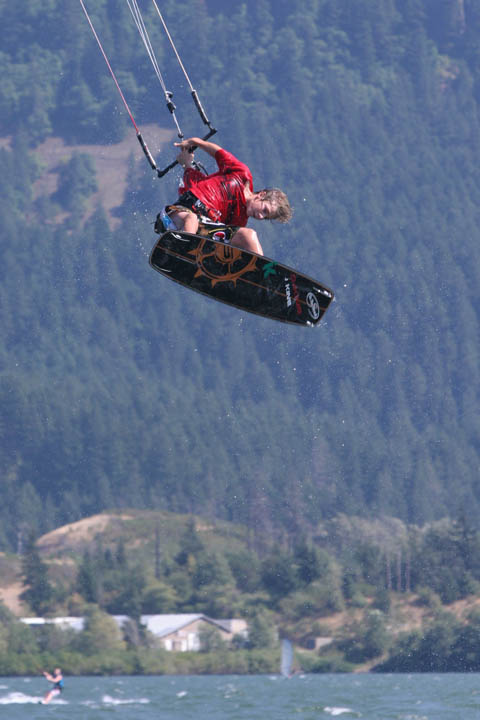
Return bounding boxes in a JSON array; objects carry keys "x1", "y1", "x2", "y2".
[
  {"x1": 42, "y1": 668, "x2": 64, "y2": 704},
  {"x1": 163, "y1": 137, "x2": 292, "y2": 256}
]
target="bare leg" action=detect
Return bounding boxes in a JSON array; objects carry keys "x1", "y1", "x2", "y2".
[
  {"x1": 231, "y1": 227, "x2": 264, "y2": 256},
  {"x1": 169, "y1": 210, "x2": 199, "y2": 234}
]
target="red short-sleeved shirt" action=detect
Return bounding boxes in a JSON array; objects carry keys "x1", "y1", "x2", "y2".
[{"x1": 180, "y1": 149, "x2": 253, "y2": 226}]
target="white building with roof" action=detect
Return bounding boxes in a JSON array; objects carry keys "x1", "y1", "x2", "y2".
[{"x1": 21, "y1": 613, "x2": 248, "y2": 652}]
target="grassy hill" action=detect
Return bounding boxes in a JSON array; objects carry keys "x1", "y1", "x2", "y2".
[
  {"x1": 2, "y1": 510, "x2": 480, "y2": 674},
  {"x1": 36, "y1": 509, "x2": 248, "y2": 560},
  {"x1": 1, "y1": 510, "x2": 249, "y2": 616}
]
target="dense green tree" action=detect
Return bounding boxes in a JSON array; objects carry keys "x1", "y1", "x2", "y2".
[
  {"x1": 193, "y1": 551, "x2": 234, "y2": 589},
  {"x1": 261, "y1": 552, "x2": 298, "y2": 602},
  {"x1": 227, "y1": 550, "x2": 262, "y2": 593},
  {"x1": 105, "y1": 566, "x2": 146, "y2": 619},
  {"x1": 294, "y1": 541, "x2": 330, "y2": 586},
  {"x1": 411, "y1": 522, "x2": 472, "y2": 602},
  {"x1": 78, "y1": 605, "x2": 126, "y2": 654},
  {"x1": 341, "y1": 609, "x2": 390, "y2": 663},
  {"x1": 54, "y1": 153, "x2": 97, "y2": 212},
  {"x1": 0, "y1": 623, "x2": 8, "y2": 655},
  {"x1": 77, "y1": 550, "x2": 101, "y2": 604},
  {"x1": 175, "y1": 518, "x2": 205, "y2": 567},
  {"x1": 376, "y1": 612, "x2": 461, "y2": 672},
  {"x1": 198, "y1": 624, "x2": 225, "y2": 652},
  {"x1": 20, "y1": 533, "x2": 54, "y2": 615},
  {"x1": 247, "y1": 610, "x2": 277, "y2": 650},
  {"x1": 6, "y1": 622, "x2": 38, "y2": 655},
  {"x1": 141, "y1": 580, "x2": 179, "y2": 614}
]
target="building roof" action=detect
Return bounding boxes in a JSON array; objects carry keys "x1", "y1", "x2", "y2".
[
  {"x1": 21, "y1": 613, "x2": 238, "y2": 638},
  {"x1": 113, "y1": 613, "x2": 230, "y2": 637},
  {"x1": 21, "y1": 616, "x2": 85, "y2": 631}
]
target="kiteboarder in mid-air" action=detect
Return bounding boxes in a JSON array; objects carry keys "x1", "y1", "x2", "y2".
[
  {"x1": 80, "y1": 0, "x2": 334, "y2": 327},
  {"x1": 161, "y1": 137, "x2": 292, "y2": 256},
  {"x1": 79, "y1": 1, "x2": 291, "y2": 257}
]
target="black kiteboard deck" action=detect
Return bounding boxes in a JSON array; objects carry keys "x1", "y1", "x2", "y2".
[{"x1": 149, "y1": 231, "x2": 334, "y2": 326}]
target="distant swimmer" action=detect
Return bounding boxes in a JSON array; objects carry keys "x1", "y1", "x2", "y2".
[{"x1": 41, "y1": 668, "x2": 64, "y2": 704}]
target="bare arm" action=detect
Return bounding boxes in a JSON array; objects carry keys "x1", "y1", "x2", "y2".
[{"x1": 174, "y1": 137, "x2": 222, "y2": 158}]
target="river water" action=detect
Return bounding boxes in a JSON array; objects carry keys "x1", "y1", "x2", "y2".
[{"x1": 1, "y1": 673, "x2": 479, "y2": 719}]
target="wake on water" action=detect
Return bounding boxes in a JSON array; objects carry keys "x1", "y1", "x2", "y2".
[
  {"x1": 101, "y1": 694, "x2": 150, "y2": 705},
  {"x1": 0, "y1": 690, "x2": 151, "y2": 707},
  {"x1": 0, "y1": 691, "x2": 66, "y2": 705}
]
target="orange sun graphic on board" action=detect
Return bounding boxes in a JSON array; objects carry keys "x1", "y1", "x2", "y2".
[{"x1": 188, "y1": 238, "x2": 258, "y2": 288}]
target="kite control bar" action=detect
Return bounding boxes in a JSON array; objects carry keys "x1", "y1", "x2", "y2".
[
  {"x1": 136, "y1": 126, "x2": 217, "y2": 177},
  {"x1": 81, "y1": 0, "x2": 217, "y2": 181},
  {"x1": 155, "y1": 127, "x2": 217, "y2": 178}
]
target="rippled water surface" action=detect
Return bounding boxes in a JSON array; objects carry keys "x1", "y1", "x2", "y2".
[{"x1": 1, "y1": 672, "x2": 479, "y2": 719}]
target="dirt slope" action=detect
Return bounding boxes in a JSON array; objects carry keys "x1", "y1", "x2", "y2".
[{"x1": 3, "y1": 125, "x2": 175, "y2": 229}]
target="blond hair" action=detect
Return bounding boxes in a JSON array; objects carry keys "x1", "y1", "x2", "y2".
[{"x1": 261, "y1": 188, "x2": 293, "y2": 223}]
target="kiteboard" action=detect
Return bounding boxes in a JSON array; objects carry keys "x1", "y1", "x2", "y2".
[{"x1": 149, "y1": 231, "x2": 334, "y2": 326}]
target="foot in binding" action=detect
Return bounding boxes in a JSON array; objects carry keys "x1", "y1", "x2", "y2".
[{"x1": 154, "y1": 209, "x2": 177, "y2": 235}]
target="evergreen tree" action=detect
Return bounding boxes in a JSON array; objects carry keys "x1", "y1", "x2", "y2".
[
  {"x1": 78, "y1": 605, "x2": 126, "y2": 654},
  {"x1": 20, "y1": 533, "x2": 54, "y2": 615},
  {"x1": 77, "y1": 550, "x2": 100, "y2": 604},
  {"x1": 294, "y1": 541, "x2": 330, "y2": 586}
]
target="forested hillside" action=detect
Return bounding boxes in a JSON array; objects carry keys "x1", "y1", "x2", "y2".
[
  {"x1": 4, "y1": 510, "x2": 480, "y2": 674},
  {"x1": 1, "y1": 0, "x2": 480, "y2": 549}
]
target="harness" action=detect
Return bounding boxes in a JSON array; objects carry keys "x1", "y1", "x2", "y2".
[{"x1": 154, "y1": 209, "x2": 239, "y2": 245}]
